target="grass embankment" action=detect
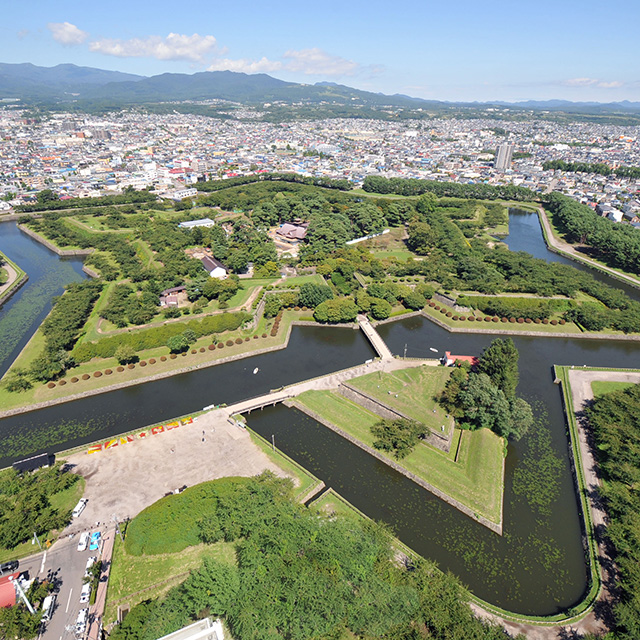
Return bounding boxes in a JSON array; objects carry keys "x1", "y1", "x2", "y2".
[
  {"x1": 0, "y1": 251, "x2": 27, "y2": 299},
  {"x1": 347, "y1": 366, "x2": 454, "y2": 437},
  {"x1": 0, "y1": 308, "x2": 302, "y2": 414},
  {"x1": 295, "y1": 386, "x2": 504, "y2": 526}
]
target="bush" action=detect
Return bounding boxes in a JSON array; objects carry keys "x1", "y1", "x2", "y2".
[
  {"x1": 501, "y1": 317, "x2": 508, "y2": 323},
  {"x1": 94, "y1": 371, "x2": 102, "y2": 377},
  {"x1": 459, "y1": 315, "x2": 466, "y2": 321},
  {"x1": 47, "y1": 382, "x2": 55, "y2": 388},
  {"x1": 59, "y1": 379, "x2": 66, "y2": 386},
  {"x1": 82, "y1": 374, "x2": 90, "y2": 380},
  {"x1": 484, "y1": 316, "x2": 491, "y2": 322},
  {"x1": 509, "y1": 317, "x2": 516, "y2": 323},
  {"x1": 149, "y1": 359, "x2": 156, "y2": 364},
  {"x1": 534, "y1": 318, "x2": 541, "y2": 324},
  {"x1": 200, "y1": 347, "x2": 205, "y2": 352},
  {"x1": 117, "y1": 366, "x2": 125, "y2": 372},
  {"x1": 217, "y1": 343, "x2": 224, "y2": 349},
  {"x1": 434, "y1": 305, "x2": 440, "y2": 311},
  {"x1": 525, "y1": 318, "x2": 532, "y2": 323},
  {"x1": 191, "y1": 350, "x2": 197, "y2": 354},
  {"x1": 128, "y1": 363, "x2": 135, "y2": 369},
  {"x1": 446, "y1": 312, "x2": 452, "y2": 317},
  {"x1": 208, "y1": 344, "x2": 215, "y2": 350},
  {"x1": 429, "y1": 301, "x2": 435, "y2": 307},
  {"x1": 492, "y1": 317, "x2": 499, "y2": 322},
  {"x1": 452, "y1": 315, "x2": 458, "y2": 321},
  {"x1": 235, "y1": 338, "x2": 243, "y2": 345},
  {"x1": 71, "y1": 377, "x2": 79, "y2": 383},
  {"x1": 542, "y1": 318, "x2": 549, "y2": 324},
  {"x1": 160, "y1": 356, "x2": 167, "y2": 362},
  {"x1": 226, "y1": 340, "x2": 234, "y2": 347},
  {"x1": 559, "y1": 319, "x2": 566, "y2": 325},
  {"x1": 253, "y1": 335, "x2": 259, "y2": 339},
  {"x1": 140, "y1": 360, "x2": 147, "y2": 366},
  {"x1": 244, "y1": 337, "x2": 250, "y2": 342},
  {"x1": 170, "y1": 354, "x2": 177, "y2": 359},
  {"x1": 551, "y1": 319, "x2": 558, "y2": 325},
  {"x1": 262, "y1": 333, "x2": 268, "y2": 338}
]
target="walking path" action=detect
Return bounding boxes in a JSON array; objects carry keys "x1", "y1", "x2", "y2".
[
  {"x1": 357, "y1": 314, "x2": 394, "y2": 360},
  {"x1": 537, "y1": 207, "x2": 640, "y2": 289},
  {"x1": 0, "y1": 261, "x2": 17, "y2": 297},
  {"x1": 225, "y1": 357, "x2": 436, "y2": 416}
]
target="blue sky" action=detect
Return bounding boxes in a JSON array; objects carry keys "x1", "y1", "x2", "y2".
[{"x1": 1, "y1": 0, "x2": 638, "y2": 102}]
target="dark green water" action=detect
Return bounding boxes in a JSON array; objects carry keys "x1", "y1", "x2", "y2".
[
  {"x1": 0, "y1": 222, "x2": 87, "y2": 378},
  {"x1": 1, "y1": 212, "x2": 638, "y2": 614}
]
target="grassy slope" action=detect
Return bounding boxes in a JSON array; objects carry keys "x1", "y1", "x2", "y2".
[
  {"x1": 347, "y1": 367, "x2": 454, "y2": 437},
  {"x1": 295, "y1": 389, "x2": 504, "y2": 524}
]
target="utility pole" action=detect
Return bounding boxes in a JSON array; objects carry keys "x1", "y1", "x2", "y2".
[
  {"x1": 271, "y1": 434, "x2": 275, "y2": 451},
  {"x1": 12, "y1": 577, "x2": 35, "y2": 614},
  {"x1": 32, "y1": 532, "x2": 42, "y2": 550}
]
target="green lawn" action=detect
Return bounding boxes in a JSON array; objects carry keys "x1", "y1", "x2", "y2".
[
  {"x1": 347, "y1": 366, "x2": 454, "y2": 437},
  {"x1": 105, "y1": 537, "x2": 235, "y2": 624},
  {"x1": 280, "y1": 274, "x2": 325, "y2": 286},
  {"x1": 294, "y1": 388, "x2": 504, "y2": 525},
  {"x1": 591, "y1": 380, "x2": 636, "y2": 397}
]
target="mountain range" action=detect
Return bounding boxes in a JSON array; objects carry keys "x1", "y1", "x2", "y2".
[{"x1": 1, "y1": 62, "x2": 639, "y2": 118}]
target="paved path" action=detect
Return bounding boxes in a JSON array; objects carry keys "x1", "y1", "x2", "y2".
[
  {"x1": 0, "y1": 261, "x2": 18, "y2": 297},
  {"x1": 87, "y1": 525, "x2": 116, "y2": 640},
  {"x1": 357, "y1": 314, "x2": 394, "y2": 359},
  {"x1": 538, "y1": 207, "x2": 640, "y2": 289}
]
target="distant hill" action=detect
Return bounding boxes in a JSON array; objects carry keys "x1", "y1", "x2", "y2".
[
  {"x1": 1, "y1": 62, "x2": 639, "y2": 123},
  {"x1": 0, "y1": 62, "x2": 144, "y2": 98}
]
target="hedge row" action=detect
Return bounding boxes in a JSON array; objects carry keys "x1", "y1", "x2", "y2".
[{"x1": 72, "y1": 311, "x2": 250, "y2": 362}]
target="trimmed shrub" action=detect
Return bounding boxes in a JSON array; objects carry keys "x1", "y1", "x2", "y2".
[
  {"x1": 440, "y1": 308, "x2": 446, "y2": 314},
  {"x1": 253, "y1": 335, "x2": 259, "y2": 339},
  {"x1": 199, "y1": 347, "x2": 205, "y2": 352},
  {"x1": 217, "y1": 343, "x2": 224, "y2": 349},
  {"x1": 459, "y1": 315, "x2": 466, "y2": 321},
  {"x1": 59, "y1": 379, "x2": 66, "y2": 386},
  {"x1": 244, "y1": 337, "x2": 250, "y2": 342},
  {"x1": 452, "y1": 315, "x2": 458, "y2": 321},
  {"x1": 429, "y1": 301, "x2": 435, "y2": 307},
  {"x1": 160, "y1": 356, "x2": 167, "y2": 361},
  {"x1": 117, "y1": 366, "x2": 125, "y2": 372},
  {"x1": 534, "y1": 318, "x2": 541, "y2": 324},
  {"x1": 208, "y1": 344, "x2": 215, "y2": 351},
  {"x1": 82, "y1": 374, "x2": 90, "y2": 380},
  {"x1": 149, "y1": 359, "x2": 156, "y2": 364},
  {"x1": 492, "y1": 317, "x2": 499, "y2": 323},
  {"x1": 226, "y1": 339, "x2": 234, "y2": 347},
  {"x1": 501, "y1": 317, "x2": 508, "y2": 323},
  {"x1": 517, "y1": 318, "x2": 524, "y2": 324},
  {"x1": 542, "y1": 318, "x2": 549, "y2": 324},
  {"x1": 235, "y1": 338, "x2": 243, "y2": 345},
  {"x1": 170, "y1": 354, "x2": 177, "y2": 359},
  {"x1": 434, "y1": 305, "x2": 440, "y2": 311},
  {"x1": 509, "y1": 317, "x2": 516, "y2": 323},
  {"x1": 105, "y1": 369, "x2": 113, "y2": 374},
  {"x1": 94, "y1": 371, "x2": 102, "y2": 377},
  {"x1": 446, "y1": 312, "x2": 452, "y2": 318},
  {"x1": 262, "y1": 333, "x2": 268, "y2": 338},
  {"x1": 551, "y1": 319, "x2": 558, "y2": 325},
  {"x1": 525, "y1": 318, "x2": 532, "y2": 324},
  {"x1": 191, "y1": 349, "x2": 197, "y2": 354},
  {"x1": 47, "y1": 382, "x2": 55, "y2": 388},
  {"x1": 71, "y1": 377, "x2": 79, "y2": 383},
  {"x1": 559, "y1": 319, "x2": 566, "y2": 325},
  {"x1": 127, "y1": 363, "x2": 135, "y2": 369},
  {"x1": 140, "y1": 361, "x2": 147, "y2": 366}
]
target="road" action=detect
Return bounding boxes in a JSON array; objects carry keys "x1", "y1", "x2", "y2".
[{"x1": 17, "y1": 526, "x2": 109, "y2": 640}]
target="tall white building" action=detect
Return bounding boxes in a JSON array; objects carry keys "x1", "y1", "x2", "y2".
[{"x1": 494, "y1": 143, "x2": 514, "y2": 171}]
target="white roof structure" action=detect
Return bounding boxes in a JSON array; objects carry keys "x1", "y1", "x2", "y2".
[
  {"x1": 156, "y1": 618, "x2": 224, "y2": 640},
  {"x1": 178, "y1": 218, "x2": 216, "y2": 229}
]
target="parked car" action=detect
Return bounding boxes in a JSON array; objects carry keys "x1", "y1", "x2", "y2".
[
  {"x1": 79, "y1": 582, "x2": 91, "y2": 604},
  {"x1": 0, "y1": 561, "x2": 18, "y2": 576},
  {"x1": 84, "y1": 556, "x2": 97, "y2": 577},
  {"x1": 75, "y1": 608, "x2": 88, "y2": 635},
  {"x1": 77, "y1": 532, "x2": 90, "y2": 552},
  {"x1": 72, "y1": 499, "x2": 88, "y2": 518},
  {"x1": 89, "y1": 531, "x2": 101, "y2": 551}
]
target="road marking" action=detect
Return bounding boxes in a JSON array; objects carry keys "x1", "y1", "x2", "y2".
[
  {"x1": 39, "y1": 552, "x2": 46, "y2": 575},
  {"x1": 66, "y1": 589, "x2": 73, "y2": 613}
]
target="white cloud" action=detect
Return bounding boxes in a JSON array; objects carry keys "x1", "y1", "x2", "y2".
[
  {"x1": 207, "y1": 57, "x2": 282, "y2": 74},
  {"x1": 283, "y1": 48, "x2": 360, "y2": 76},
  {"x1": 47, "y1": 22, "x2": 88, "y2": 46},
  {"x1": 565, "y1": 77, "x2": 623, "y2": 89},
  {"x1": 89, "y1": 33, "x2": 218, "y2": 63}
]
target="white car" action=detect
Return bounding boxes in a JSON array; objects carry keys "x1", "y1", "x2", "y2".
[
  {"x1": 77, "y1": 532, "x2": 90, "y2": 552},
  {"x1": 72, "y1": 499, "x2": 88, "y2": 518},
  {"x1": 79, "y1": 582, "x2": 91, "y2": 604},
  {"x1": 84, "y1": 556, "x2": 97, "y2": 577},
  {"x1": 75, "y1": 608, "x2": 88, "y2": 635}
]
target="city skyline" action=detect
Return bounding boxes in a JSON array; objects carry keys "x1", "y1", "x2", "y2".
[{"x1": 0, "y1": 0, "x2": 638, "y2": 103}]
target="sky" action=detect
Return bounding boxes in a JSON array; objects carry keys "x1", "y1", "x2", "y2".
[{"x1": 1, "y1": 0, "x2": 639, "y2": 103}]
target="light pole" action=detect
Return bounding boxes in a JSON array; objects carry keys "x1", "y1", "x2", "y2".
[{"x1": 32, "y1": 532, "x2": 42, "y2": 550}]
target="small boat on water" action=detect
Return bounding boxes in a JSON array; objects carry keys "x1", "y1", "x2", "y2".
[
  {"x1": 430, "y1": 347, "x2": 438, "y2": 353},
  {"x1": 253, "y1": 367, "x2": 259, "y2": 374}
]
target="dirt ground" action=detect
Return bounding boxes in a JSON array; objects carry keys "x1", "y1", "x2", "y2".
[{"x1": 65, "y1": 409, "x2": 285, "y2": 530}]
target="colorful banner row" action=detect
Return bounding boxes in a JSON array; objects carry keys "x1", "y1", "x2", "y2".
[{"x1": 87, "y1": 417, "x2": 194, "y2": 454}]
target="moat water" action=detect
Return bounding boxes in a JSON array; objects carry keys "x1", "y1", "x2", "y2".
[{"x1": 0, "y1": 213, "x2": 638, "y2": 614}]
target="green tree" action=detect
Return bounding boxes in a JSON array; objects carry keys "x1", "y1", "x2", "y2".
[
  {"x1": 167, "y1": 335, "x2": 190, "y2": 353},
  {"x1": 476, "y1": 338, "x2": 519, "y2": 398},
  {"x1": 371, "y1": 418, "x2": 427, "y2": 459},
  {"x1": 298, "y1": 283, "x2": 333, "y2": 308},
  {"x1": 370, "y1": 298, "x2": 392, "y2": 320},
  {"x1": 115, "y1": 344, "x2": 138, "y2": 364}
]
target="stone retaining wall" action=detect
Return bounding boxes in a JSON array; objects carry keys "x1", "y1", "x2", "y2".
[
  {"x1": 338, "y1": 382, "x2": 451, "y2": 452},
  {"x1": 18, "y1": 224, "x2": 94, "y2": 257},
  {"x1": 287, "y1": 399, "x2": 502, "y2": 535},
  {"x1": 0, "y1": 272, "x2": 28, "y2": 309}
]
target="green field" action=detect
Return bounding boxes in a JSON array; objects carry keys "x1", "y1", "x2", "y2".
[
  {"x1": 347, "y1": 366, "x2": 454, "y2": 437},
  {"x1": 294, "y1": 387, "x2": 504, "y2": 525},
  {"x1": 591, "y1": 380, "x2": 636, "y2": 397},
  {"x1": 105, "y1": 538, "x2": 235, "y2": 623}
]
